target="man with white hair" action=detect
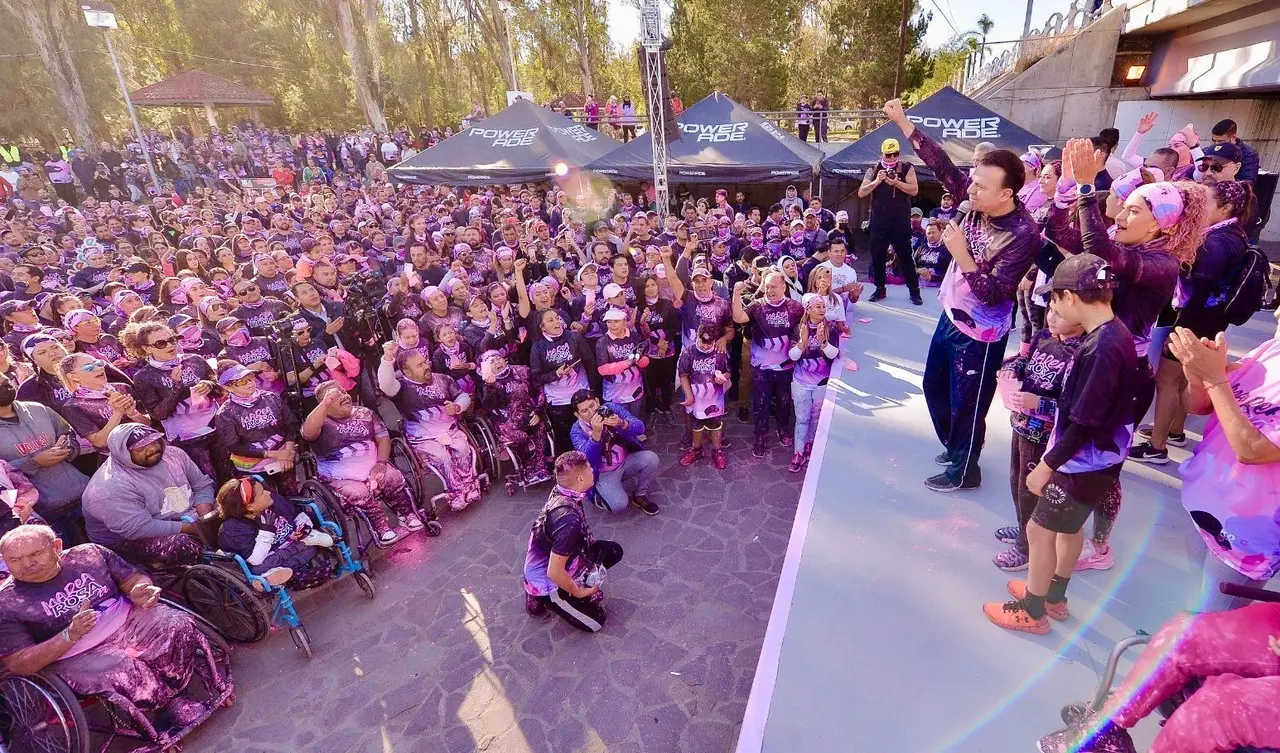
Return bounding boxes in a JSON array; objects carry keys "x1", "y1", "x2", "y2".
[{"x1": 0, "y1": 525, "x2": 233, "y2": 725}]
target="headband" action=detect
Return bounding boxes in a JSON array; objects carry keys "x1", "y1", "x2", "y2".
[
  {"x1": 1130, "y1": 183, "x2": 1185, "y2": 231},
  {"x1": 1110, "y1": 168, "x2": 1147, "y2": 202},
  {"x1": 240, "y1": 477, "x2": 254, "y2": 507}
]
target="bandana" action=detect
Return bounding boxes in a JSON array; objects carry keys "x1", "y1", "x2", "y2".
[
  {"x1": 228, "y1": 390, "x2": 264, "y2": 408},
  {"x1": 1131, "y1": 183, "x2": 1185, "y2": 231},
  {"x1": 73, "y1": 386, "x2": 112, "y2": 400},
  {"x1": 169, "y1": 288, "x2": 190, "y2": 305},
  {"x1": 226, "y1": 329, "x2": 251, "y2": 347},
  {"x1": 1110, "y1": 168, "x2": 1146, "y2": 202}
]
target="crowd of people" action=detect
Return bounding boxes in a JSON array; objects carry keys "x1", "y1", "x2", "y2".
[
  {"x1": 0, "y1": 98, "x2": 1276, "y2": 751},
  {"x1": 0, "y1": 115, "x2": 863, "y2": 744}
]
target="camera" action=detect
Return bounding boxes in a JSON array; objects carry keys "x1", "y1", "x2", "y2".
[{"x1": 596, "y1": 404, "x2": 615, "y2": 420}]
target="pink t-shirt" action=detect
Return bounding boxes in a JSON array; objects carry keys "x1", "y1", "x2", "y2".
[{"x1": 1180, "y1": 339, "x2": 1280, "y2": 581}]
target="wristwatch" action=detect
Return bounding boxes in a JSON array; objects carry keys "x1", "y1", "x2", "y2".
[{"x1": 1078, "y1": 183, "x2": 1096, "y2": 197}]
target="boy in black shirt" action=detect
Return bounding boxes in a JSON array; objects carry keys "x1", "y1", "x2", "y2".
[{"x1": 985, "y1": 254, "x2": 1138, "y2": 634}]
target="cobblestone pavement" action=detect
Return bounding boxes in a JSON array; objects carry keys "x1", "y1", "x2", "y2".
[{"x1": 184, "y1": 414, "x2": 802, "y2": 753}]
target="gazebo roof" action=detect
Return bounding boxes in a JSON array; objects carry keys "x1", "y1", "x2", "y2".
[{"x1": 130, "y1": 70, "x2": 275, "y2": 108}]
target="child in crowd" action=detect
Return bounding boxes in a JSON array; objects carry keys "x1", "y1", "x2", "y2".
[
  {"x1": 678, "y1": 323, "x2": 731, "y2": 470},
  {"x1": 984, "y1": 253, "x2": 1140, "y2": 634},
  {"x1": 993, "y1": 306, "x2": 1083, "y2": 571}
]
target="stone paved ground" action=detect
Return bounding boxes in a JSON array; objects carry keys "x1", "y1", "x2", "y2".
[{"x1": 181, "y1": 414, "x2": 802, "y2": 753}]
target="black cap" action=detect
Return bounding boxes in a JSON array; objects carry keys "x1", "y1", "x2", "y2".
[
  {"x1": 1034, "y1": 253, "x2": 1118, "y2": 297},
  {"x1": 1201, "y1": 143, "x2": 1242, "y2": 163}
]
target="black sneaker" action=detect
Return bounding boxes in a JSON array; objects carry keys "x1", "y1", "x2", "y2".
[
  {"x1": 777, "y1": 429, "x2": 793, "y2": 447},
  {"x1": 752, "y1": 435, "x2": 767, "y2": 458},
  {"x1": 924, "y1": 473, "x2": 981, "y2": 492},
  {"x1": 1128, "y1": 441, "x2": 1169, "y2": 464},
  {"x1": 909, "y1": 292, "x2": 924, "y2": 306},
  {"x1": 934, "y1": 450, "x2": 951, "y2": 466},
  {"x1": 525, "y1": 593, "x2": 546, "y2": 617},
  {"x1": 630, "y1": 495, "x2": 660, "y2": 516},
  {"x1": 869, "y1": 289, "x2": 887, "y2": 303},
  {"x1": 737, "y1": 404, "x2": 751, "y2": 423},
  {"x1": 1136, "y1": 427, "x2": 1186, "y2": 447}
]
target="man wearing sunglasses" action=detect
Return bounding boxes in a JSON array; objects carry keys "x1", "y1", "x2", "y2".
[
  {"x1": 858, "y1": 138, "x2": 923, "y2": 306},
  {"x1": 1197, "y1": 142, "x2": 1242, "y2": 184}
]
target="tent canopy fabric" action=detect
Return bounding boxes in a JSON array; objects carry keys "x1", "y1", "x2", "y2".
[
  {"x1": 586, "y1": 93, "x2": 825, "y2": 184},
  {"x1": 387, "y1": 99, "x2": 621, "y2": 185},
  {"x1": 820, "y1": 87, "x2": 1056, "y2": 182}
]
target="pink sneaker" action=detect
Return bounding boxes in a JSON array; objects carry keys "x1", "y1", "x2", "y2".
[{"x1": 1074, "y1": 542, "x2": 1114, "y2": 571}]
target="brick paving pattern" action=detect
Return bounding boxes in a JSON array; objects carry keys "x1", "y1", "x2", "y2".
[{"x1": 184, "y1": 416, "x2": 802, "y2": 753}]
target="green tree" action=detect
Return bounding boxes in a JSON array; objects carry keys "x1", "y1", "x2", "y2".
[
  {"x1": 666, "y1": 0, "x2": 803, "y2": 110},
  {"x1": 909, "y1": 33, "x2": 979, "y2": 101},
  {"x1": 816, "y1": 0, "x2": 931, "y2": 109}
]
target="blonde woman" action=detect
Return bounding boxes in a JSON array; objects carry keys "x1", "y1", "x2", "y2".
[{"x1": 56, "y1": 353, "x2": 151, "y2": 454}]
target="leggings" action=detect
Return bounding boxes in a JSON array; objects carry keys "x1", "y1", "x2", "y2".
[
  {"x1": 1008, "y1": 433, "x2": 1046, "y2": 553},
  {"x1": 752, "y1": 366, "x2": 794, "y2": 437},
  {"x1": 1089, "y1": 479, "x2": 1123, "y2": 548},
  {"x1": 409, "y1": 428, "x2": 482, "y2": 510},
  {"x1": 547, "y1": 403, "x2": 577, "y2": 455},
  {"x1": 1100, "y1": 603, "x2": 1280, "y2": 752},
  {"x1": 323, "y1": 466, "x2": 414, "y2": 535},
  {"x1": 643, "y1": 357, "x2": 676, "y2": 414}
]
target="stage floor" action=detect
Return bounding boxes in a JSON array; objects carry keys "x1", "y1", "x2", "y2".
[{"x1": 736, "y1": 292, "x2": 1276, "y2": 753}]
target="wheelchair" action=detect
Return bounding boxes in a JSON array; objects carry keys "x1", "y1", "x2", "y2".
[
  {"x1": 470, "y1": 409, "x2": 555, "y2": 496},
  {"x1": 0, "y1": 599, "x2": 233, "y2": 753},
  {"x1": 1057, "y1": 582, "x2": 1280, "y2": 753}
]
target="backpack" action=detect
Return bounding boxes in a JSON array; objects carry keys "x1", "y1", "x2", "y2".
[{"x1": 1222, "y1": 244, "x2": 1269, "y2": 326}]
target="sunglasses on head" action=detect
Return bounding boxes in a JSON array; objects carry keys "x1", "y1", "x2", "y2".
[{"x1": 147, "y1": 337, "x2": 176, "y2": 349}]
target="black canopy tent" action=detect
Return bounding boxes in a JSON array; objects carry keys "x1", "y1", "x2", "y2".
[
  {"x1": 387, "y1": 99, "x2": 621, "y2": 185},
  {"x1": 586, "y1": 93, "x2": 825, "y2": 184},
  {"x1": 820, "y1": 86, "x2": 1056, "y2": 183}
]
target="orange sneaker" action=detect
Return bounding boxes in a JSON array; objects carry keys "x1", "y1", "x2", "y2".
[
  {"x1": 1007, "y1": 580, "x2": 1069, "y2": 621},
  {"x1": 983, "y1": 599, "x2": 1050, "y2": 635}
]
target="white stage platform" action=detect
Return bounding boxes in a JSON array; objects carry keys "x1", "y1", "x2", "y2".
[{"x1": 736, "y1": 293, "x2": 1276, "y2": 753}]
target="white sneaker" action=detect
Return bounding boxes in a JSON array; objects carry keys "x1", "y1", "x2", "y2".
[
  {"x1": 253, "y1": 567, "x2": 294, "y2": 591},
  {"x1": 403, "y1": 514, "x2": 425, "y2": 531},
  {"x1": 378, "y1": 529, "x2": 399, "y2": 544}
]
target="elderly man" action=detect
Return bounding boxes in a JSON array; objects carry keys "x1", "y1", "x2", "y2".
[
  {"x1": 81, "y1": 424, "x2": 215, "y2": 568},
  {"x1": 0, "y1": 525, "x2": 233, "y2": 728}
]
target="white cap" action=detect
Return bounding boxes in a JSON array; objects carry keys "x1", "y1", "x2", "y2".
[
  {"x1": 603, "y1": 308, "x2": 627, "y2": 321},
  {"x1": 602, "y1": 283, "x2": 624, "y2": 299}
]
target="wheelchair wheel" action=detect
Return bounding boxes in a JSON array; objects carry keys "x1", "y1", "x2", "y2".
[
  {"x1": 391, "y1": 436, "x2": 448, "y2": 524},
  {"x1": 300, "y1": 479, "x2": 362, "y2": 560},
  {"x1": 458, "y1": 421, "x2": 490, "y2": 490},
  {"x1": 354, "y1": 571, "x2": 375, "y2": 599},
  {"x1": 425, "y1": 520, "x2": 443, "y2": 537},
  {"x1": 0, "y1": 671, "x2": 90, "y2": 753},
  {"x1": 179, "y1": 564, "x2": 270, "y2": 644},
  {"x1": 471, "y1": 417, "x2": 502, "y2": 480},
  {"x1": 290, "y1": 625, "x2": 314, "y2": 660}
]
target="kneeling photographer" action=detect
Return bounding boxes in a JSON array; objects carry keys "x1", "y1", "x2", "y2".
[{"x1": 568, "y1": 390, "x2": 660, "y2": 516}]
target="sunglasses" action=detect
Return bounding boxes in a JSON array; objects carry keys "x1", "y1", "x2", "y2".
[
  {"x1": 234, "y1": 284, "x2": 258, "y2": 295},
  {"x1": 1200, "y1": 162, "x2": 1228, "y2": 174},
  {"x1": 78, "y1": 359, "x2": 106, "y2": 373},
  {"x1": 883, "y1": 152, "x2": 900, "y2": 158},
  {"x1": 147, "y1": 337, "x2": 177, "y2": 349}
]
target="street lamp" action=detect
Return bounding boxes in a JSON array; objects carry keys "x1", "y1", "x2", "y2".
[
  {"x1": 496, "y1": 0, "x2": 519, "y2": 94},
  {"x1": 80, "y1": 0, "x2": 162, "y2": 195}
]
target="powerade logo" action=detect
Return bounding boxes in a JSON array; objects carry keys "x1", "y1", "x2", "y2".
[
  {"x1": 769, "y1": 170, "x2": 799, "y2": 176},
  {"x1": 679, "y1": 122, "x2": 747, "y2": 143},
  {"x1": 547, "y1": 124, "x2": 598, "y2": 143},
  {"x1": 465, "y1": 174, "x2": 493, "y2": 180},
  {"x1": 469, "y1": 127, "x2": 538, "y2": 147},
  {"x1": 677, "y1": 170, "x2": 708, "y2": 176},
  {"x1": 907, "y1": 115, "x2": 1000, "y2": 140},
  {"x1": 759, "y1": 121, "x2": 789, "y2": 142}
]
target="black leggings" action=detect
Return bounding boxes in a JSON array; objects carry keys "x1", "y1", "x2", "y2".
[
  {"x1": 541, "y1": 540, "x2": 624, "y2": 632},
  {"x1": 621, "y1": 125, "x2": 636, "y2": 142},
  {"x1": 643, "y1": 357, "x2": 676, "y2": 413},
  {"x1": 546, "y1": 403, "x2": 577, "y2": 456}
]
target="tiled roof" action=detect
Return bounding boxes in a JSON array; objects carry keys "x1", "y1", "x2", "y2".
[{"x1": 130, "y1": 70, "x2": 275, "y2": 107}]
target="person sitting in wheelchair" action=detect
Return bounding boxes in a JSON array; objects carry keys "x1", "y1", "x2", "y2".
[
  {"x1": 214, "y1": 478, "x2": 337, "y2": 591},
  {"x1": 1039, "y1": 600, "x2": 1280, "y2": 753},
  {"x1": 81, "y1": 424, "x2": 216, "y2": 568},
  {"x1": 378, "y1": 342, "x2": 483, "y2": 511},
  {"x1": 0, "y1": 525, "x2": 234, "y2": 729},
  {"x1": 212, "y1": 362, "x2": 299, "y2": 482},
  {"x1": 430, "y1": 323, "x2": 479, "y2": 396},
  {"x1": 478, "y1": 350, "x2": 550, "y2": 487},
  {"x1": 300, "y1": 380, "x2": 421, "y2": 544}
]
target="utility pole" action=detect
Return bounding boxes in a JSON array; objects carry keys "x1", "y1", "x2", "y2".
[
  {"x1": 1022, "y1": 0, "x2": 1035, "y2": 38},
  {"x1": 893, "y1": 0, "x2": 911, "y2": 97}
]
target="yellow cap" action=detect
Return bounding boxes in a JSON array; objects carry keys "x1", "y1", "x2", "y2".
[{"x1": 881, "y1": 138, "x2": 900, "y2": 154}]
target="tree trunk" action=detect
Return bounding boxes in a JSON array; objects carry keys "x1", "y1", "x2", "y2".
[
  {"x1": 462, "y1": 0, "x2": 516, "y2": 91},
  {"x1": 1, "y1": 0, "x2": 100, "y2": 149},
  {"x1": 334, "y1": 0, "x2": 387, "y2": 132},
  {"x1": 361, "y1": 0, "x2": 384, "y2": 95},
  {"x1": 574, "y1": 1, "x2": 593, "y2": 96}
]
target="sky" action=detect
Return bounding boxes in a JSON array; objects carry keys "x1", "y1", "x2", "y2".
[{"x1": 605, "y1": 0, "x2": 1078, "y2": 52}]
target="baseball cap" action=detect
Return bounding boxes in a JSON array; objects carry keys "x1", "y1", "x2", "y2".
[
  {"x1": 602, "y1": 308, "x2": 627, "y2": 322},
  {"x1": 602, "y1": 283, "x2": 624, "y2": 299},
  {"x1": 835, "y1": 210, "x2": 849, "y2": 222},
  {"x1": 0, "y1": 299, "x2": 34, "y2": 318},
  {"x1": 547, "y1": 258, "x2": 564, "y2": 271},
  {"x1": 1033, "y1": 253, "x2": 1118, "y2": 297},
  {"x1": 690, "y1": 267, "x2": 712, "y2": 281},
  {"x1": 910, "y1": 207, "x2": 924, "y2": 217},
  {"x1": 124, "y1": 425, "x2": 164, "y2": 452},
  {"x1": 1201, "y1": 143, "x2": 1242, "y2": 163},
  {"x1": 167, "y1": 314, "x2": 196, "y2": 331},
  {"x1": 215, "y1": 316, "x2": 242, "y2": 333},
  {"x1": 881, "y1": 138, "x2": 901, "y2": 154}
]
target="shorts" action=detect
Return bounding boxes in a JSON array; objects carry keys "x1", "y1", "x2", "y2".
[
  {"x1": 691, "y1": 415, "x2": 723, "y2": 432},
  {"x1": 1030, "y1": 478, "x2": 1094, "y2": 534}
]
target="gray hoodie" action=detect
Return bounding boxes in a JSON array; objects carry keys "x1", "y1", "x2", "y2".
[
  {"x1": 81, "y1": 423, "x2": 215, "y2": 546},
  {"x1": 0, "y1": 401, "x2": 89, "y2": 517}
]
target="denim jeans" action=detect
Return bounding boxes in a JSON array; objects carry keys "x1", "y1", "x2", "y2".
[
  {"x1": 791, "y1": 380, "x2": 824, "y2": 449},
  {"x1": 595, "y1": 450, "x2": 660, "y2": 513},
  {"x1": 1197, "y1": 548, "x2": 1277, "y2": 612},
  {"x1": 922, "y1": 314, "x2": 1007, "y2": 484},
  {"x1": 751, "y1": 366, "x2": 794, "y2": 437}
]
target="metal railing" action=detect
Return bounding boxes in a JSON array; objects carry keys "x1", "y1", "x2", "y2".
[{"x1": 552, "y1": 106, "x2": 886, "y2": 140}]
